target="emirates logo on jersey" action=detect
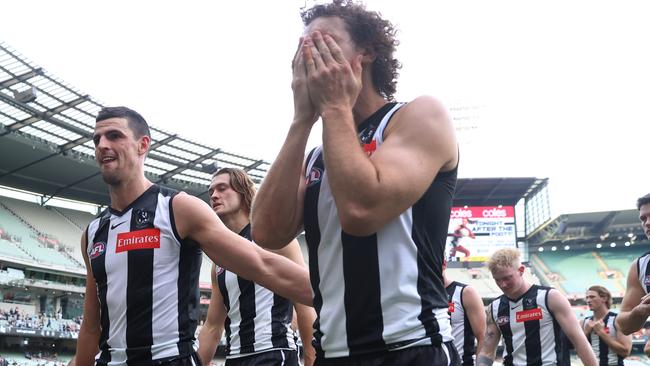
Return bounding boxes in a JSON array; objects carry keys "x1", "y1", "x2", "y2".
[
  {"x1": 603, "y1": 326, "x2": 610, "y2": 334},
  {"x1": 116, "y1": 228, "x2": 161, "y2": 253},
  {"x1": 516, "y1": 308, "x2": 543, "y2": 323},
  {"x1": 448, "y1": 301, "x2": 455, "y2": 313}
]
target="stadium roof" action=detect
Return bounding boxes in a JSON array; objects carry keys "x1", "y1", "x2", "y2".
[
  {"x1": 0, "y1": 42, "x2": 269, "y2": 205},
  {"x1": 0, "y1": 42, "x2": 548, "y2": 210},
  {"x1": 528, "y1": 209, "x2": 645, "y2": 246},
  {"x1": 452, "y1": 177, "x2": 547, "y2": 207}
]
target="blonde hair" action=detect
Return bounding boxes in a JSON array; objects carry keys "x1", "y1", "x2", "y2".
[
  {"x1": 488, "y1": 248, "x2": 521, "y2": 273},
  {"x1": 588, "y1": 285, "x2": 612, "y2": 309}
]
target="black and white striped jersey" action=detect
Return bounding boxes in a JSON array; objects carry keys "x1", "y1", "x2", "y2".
[
  {"x1": 489, "y1": 285, "x2": 562, "y2": 366},
  {"x1": 303, "y1": 102, "x2": 456, "y2": 358},
  {"x1": 86, "y1": 185, "x2": 202, "y2": 365},
  {"x1": 637, "y1": 252, "x2": 650, "y2": 294},
  {"x1": 215, "y1": 224, "x2": 297, "y2": 358},
  {"x1": 583, "y1": 312, "x2": 624, "y2": 366},
  {"x1": 446, "y1": 281, "x2": 476, "y2": 365}
]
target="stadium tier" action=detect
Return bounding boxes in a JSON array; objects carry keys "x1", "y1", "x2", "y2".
[
  {"x1": 532, "y1": 246, "x2": 650, "y2": 298},
  {"x1": 0, "y1": 196, "x2": 83, "y2": 270}
]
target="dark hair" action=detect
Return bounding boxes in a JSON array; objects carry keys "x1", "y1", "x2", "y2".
[
  {"x1": 301, "y1": 0, "x2": 401, "y2": 100},
  {"x1": 587, "y1": 285, "x2": 612, "y2": 309},
  {"x1": 96, "y1": 106, "x2": 151, "y2": 139},
  {"x1": 637, "y1": 193, "x2": 650, "y2": 210},
  {"x1": 213, "y1": 168, "x2": 256, "y2": 214}
]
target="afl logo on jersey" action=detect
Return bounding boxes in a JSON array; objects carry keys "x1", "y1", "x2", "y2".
[
  {"x1": 496, "y1": 315, "x2": 510, "y2": 326},
  {"x1": 215, "y1": 265, "x2": 225, "y2": 276},
  {"x1": 306, "y1": 167, "x2": 323, "y2": 187},
  {"x1": 644, "y1": 275, "x2": 650, "y2": 285},
  {"x1": 89, "y1": 242, "x2": 106, "y2": 259}
]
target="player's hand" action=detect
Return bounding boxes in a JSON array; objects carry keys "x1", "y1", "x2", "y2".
[
  {"x1": 303, "y1": 31, "x2": 362, "y2": 116},
  {"x1": 592, "y1": 319, "x2": 604, "y2": 333},
  {"x1": 634, "y1": 294, "x2": 650, "y2": 318},
  {"x1": 292, "y1": 37, "x2": 318, "y2": 125}
]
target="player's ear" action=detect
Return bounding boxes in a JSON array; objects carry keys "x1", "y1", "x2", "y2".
[{"x1": 138, "y1": 135, "x2": 150, "y2": 156}]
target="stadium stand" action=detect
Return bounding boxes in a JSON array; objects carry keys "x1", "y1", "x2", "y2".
[
  {"x1": 0, "y1": 196, "x2": 83, "y2": 266},
  {"x1": 0, "y1": 199, "x2": 80, "y2": 270}
]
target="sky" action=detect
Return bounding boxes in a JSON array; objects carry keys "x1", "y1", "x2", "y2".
[{"x1": 1, "y1": 0, "x2": 649, "y2": 217}]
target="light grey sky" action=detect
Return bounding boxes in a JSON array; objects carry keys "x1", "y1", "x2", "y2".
[{"x1": 1, "y1": 0, "x2": 649, "y2": 217}]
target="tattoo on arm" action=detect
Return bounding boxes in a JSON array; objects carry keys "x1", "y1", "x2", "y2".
[{"x1": 477, "y1": 355, "x2": 494, "y2": 366}]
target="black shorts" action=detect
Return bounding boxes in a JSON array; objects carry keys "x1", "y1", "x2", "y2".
[
  {"x1": 314, "y1": 342, "x2": 459, "y2": 366},
  {"x1": 225, "y1": 349, "x2": 299, "y2": 366},
  {"x1": 97, "y1": 352, "x2": 202, "y2": 366}
]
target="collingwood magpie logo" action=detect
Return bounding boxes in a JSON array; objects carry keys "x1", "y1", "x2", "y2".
[{"x1": 134, "y1": 209, "x2": 153, "y2": 229}]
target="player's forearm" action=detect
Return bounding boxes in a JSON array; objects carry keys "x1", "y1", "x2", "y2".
[
  {"x1": 597, "y1": 333, "x2": 631, "y2": 357},
  {"x1": 74, "y1": 327, "x2": 100, "y2": 366},
  {"x1": 572, "y1": 335, "x2": 599, "y2": 366},
  {"x1": 197, "y1": 324, "x2": 222, "y2": 366},
  {"x1": 616, "y1": 308, "x2": 648, "y2": 335},
  {"x1": 295, "y1": 304, "x2": 316, "y2": 365},
  {"x1": 320, "y1": 108, "x2": 387, "y2": 232},
  {"x1": 252, "y1": 122, "x2": 311, "y2": 249},
  {"x1": 258, "y1": 249, "x2": 313, "y2": 306}
]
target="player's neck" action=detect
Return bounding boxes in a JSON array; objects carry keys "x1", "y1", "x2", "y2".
[
  {"x1": 443, "y1": 274, "x2": 450, "y2": 288},
  {"x1": 352, "y1": 89, "x2": 388, "y2": 126},
  {"x1": 508, "y1": 281, "x2": 533, "y2": 300},
  {"x1": 108, "y1": 177, "x2": 153, "y2": 212},
  {"x1": 593, "y1": 307, "x2": 608, "y2": 319},
  {"x1": 221, "y1": 210, "x2": 250, "y2": 235}
]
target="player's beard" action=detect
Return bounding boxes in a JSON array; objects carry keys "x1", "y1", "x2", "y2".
[{"x1": 101, "y1": 170, "x2": 122, "y2": 186}]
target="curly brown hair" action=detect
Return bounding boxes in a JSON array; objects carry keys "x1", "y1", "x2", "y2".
[{"x1": 301, "y1": 0, "x2": 401, "y2": 100}]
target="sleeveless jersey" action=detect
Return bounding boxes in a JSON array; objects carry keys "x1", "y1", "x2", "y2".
[
  {"x1": 86, "y1": 184, "x2": 202, "y2": 365},
  {"x1": 303, "y1": 102, "x2": 457, "y2": 358},
  {"x1": 489, "y1": 285, "x2": 562, "y2": 366},
  {"x1": 446, "y1": 281, "x2": 476, "y2": 365},
  {"x1": 583, "y1": 311, "x2": 624, "y2": 366},
  {"x1": 215, "y1": 224, "x2": 297, "y2": 358},
  {"x1": 636, "y1": 251, "x2": 650, "y2": 294}
]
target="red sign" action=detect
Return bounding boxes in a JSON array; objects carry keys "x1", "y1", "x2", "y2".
[
  {"x1": 116, "y1": 228, "x2": 161, "y2": 253},
  {"x1": 448, "y1": 302, "x2": 455, "y2": 313},
  {"x1": 516, "y1": 308, "x2": 543, "y2": 323},
  {"x1": 450, "y1": 206, "x2": 515, "y2": 219}
]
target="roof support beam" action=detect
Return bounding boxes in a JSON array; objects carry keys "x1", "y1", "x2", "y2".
[
  {"x1": 0, "y1": 93, "x2": 90, "y2": 137},
  {"x1": 155, "y1": 149, "x2": 221, "y2": 183},
  {"x1": 0, "y1": 68, "x2": 43, "y2": 91}
]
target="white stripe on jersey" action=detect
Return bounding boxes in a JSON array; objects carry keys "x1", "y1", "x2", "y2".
[
  {"x1": 102, "y1": 209, "x2": 132, "y2": 352},
  {"x1": 309, "y1": 102, "x2": 452, "y2": 358},
  {"x1": 151, "y1": 194, "x2": 181, "y2": 360},
  {"x1": 491, "y1": 287, "x2": 557, "y2": 366},
  {"x1": 224, "y1": 263, "x2": 296, "y2": 357},
  {"x1": 378, "y1": 207, "x2": 430, "y2": 343},
  {"x1": 315, "y1": 169, "x2": 349, "y2": 356},
  {"x1": 585, "y1": 313, "x2": 621, "y2": 366},
  {"x1": 224, "y1": 271, "x2": 243, "y2": 352},
  {"x1": 448, "y1": 284, "x2": 467, "y2": 359}
]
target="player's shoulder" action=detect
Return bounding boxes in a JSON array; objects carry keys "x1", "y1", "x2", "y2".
[{"x1": 397, "y1": 95, "x2": 449, "y2": 122}]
